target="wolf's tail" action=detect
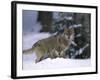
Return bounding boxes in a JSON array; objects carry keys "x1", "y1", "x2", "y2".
[
  {"x1": 23, "y1": 41, "x2": 39, "y2": 54},
  {"x1": 23, "y1": 46, "x2": 35, "y2": 54}
]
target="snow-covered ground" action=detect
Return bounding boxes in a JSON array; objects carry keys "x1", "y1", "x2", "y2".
[{"x1": 22, "y1": 32, "x2": 91, "y2": 70}]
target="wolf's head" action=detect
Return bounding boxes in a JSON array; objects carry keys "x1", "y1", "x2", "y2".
[{"x1": 62, "y1": 27, "x2": 74, "y2": 40}]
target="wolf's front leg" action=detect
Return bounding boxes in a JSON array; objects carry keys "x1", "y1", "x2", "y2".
[
  {"x1": 50, "y1": 49, "x2": 59, "y2": 59},
  {"x1": 60, "y1": 51, "x2": 66, "y2": 58}
]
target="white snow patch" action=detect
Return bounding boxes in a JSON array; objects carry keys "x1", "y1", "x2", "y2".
[{"x1": 23, "y1": 55, "x2": 91, "y2": 70}]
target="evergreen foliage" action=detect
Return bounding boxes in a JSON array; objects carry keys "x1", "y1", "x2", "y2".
[{"x1": 52, "y1": 12, "x2": 90, "y2": 59}]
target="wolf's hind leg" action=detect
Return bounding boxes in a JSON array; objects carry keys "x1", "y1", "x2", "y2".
[
  {"x1": 35, "y1": 55, "x2": 43, "y2": 63},
  {"x1": 35, "y1": 50, "x2": 46, "y2": 63}
]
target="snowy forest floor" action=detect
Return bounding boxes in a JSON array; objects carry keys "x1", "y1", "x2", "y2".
[{"x1": 22, "y1": 32, "x2": 91, "y2": 70}]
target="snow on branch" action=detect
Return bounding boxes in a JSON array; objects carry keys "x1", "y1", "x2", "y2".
[
  {"x1": 76, "y1": 44, "x2": 89, "y2": 55},
  {"x1": 71, "y1": 41, "x2": 77, "y2": 46},
  {"x1": 64, "y1": 17, "x2": 73, "y2": 20},
  {"x1": 78, "y1": 44, "x2": 89, "y2": 55},
  {"x1": 70, "y1": 24, "x2": 82, "y2": 29},
  {"x1": 75, "y1": 34, "x2": 82, "y2": 38},
  {"x1": 71, "y1": 43, "x2": 89, "y2": 58}
]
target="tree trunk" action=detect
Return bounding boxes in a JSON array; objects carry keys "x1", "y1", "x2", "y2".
[{"x1": 37, "y1": 11, "x2": 53, "y2": 32}]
